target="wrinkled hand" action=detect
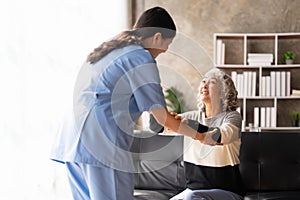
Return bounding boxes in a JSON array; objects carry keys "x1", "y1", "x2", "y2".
[
  {"x1": 195, "y1": 128, "x2": 223, "y2": 146},
  {"x1": 203, "y1": 128, "x2": 218, "y2": 145}
]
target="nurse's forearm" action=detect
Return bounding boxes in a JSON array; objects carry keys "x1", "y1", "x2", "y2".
[{"x1": 150, "y1": 108, "x2": 204, "y2": 141}]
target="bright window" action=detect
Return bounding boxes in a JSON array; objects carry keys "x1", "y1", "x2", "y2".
[{"x1": 0, "y1": 0, "x2": 128, "y2": 199}]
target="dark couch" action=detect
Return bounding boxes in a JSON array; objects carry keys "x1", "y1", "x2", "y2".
[
  {"x1": 131, "y1": 131, "x2": 185, "y2": 200},
  {"x1": 131, "y1": 131, "x2": 300, "y2": 200},
  {"x1": 239, "y1": 132, "x2": 300, "y2": 200}
]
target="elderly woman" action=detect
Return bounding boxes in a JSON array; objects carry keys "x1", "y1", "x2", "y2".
[{"x1": 168, "y1": 68, "x2": 246, "y2": 199}]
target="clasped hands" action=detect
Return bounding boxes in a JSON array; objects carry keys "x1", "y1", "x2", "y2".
[{"x1": 169, "y1": 112, "x2": 222, "y2": 146}]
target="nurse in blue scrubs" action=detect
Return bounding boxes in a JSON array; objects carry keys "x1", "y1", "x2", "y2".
[{"x1": 51, "y1": 7, "x2": 206, "y2": 200}]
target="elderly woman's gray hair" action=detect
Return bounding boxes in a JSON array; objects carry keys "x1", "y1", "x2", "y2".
[{"x1": 198, "y1": 68, "x2": 239, "y2": 112}]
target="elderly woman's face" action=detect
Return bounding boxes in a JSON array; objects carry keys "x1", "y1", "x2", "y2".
[{"x1": 199, "y1": 75, "x2": 222, "y2": 103}]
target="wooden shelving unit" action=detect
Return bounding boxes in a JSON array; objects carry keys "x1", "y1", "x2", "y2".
[{"x1": 214, "y1": 33, "x2": 300, "y2": 131}]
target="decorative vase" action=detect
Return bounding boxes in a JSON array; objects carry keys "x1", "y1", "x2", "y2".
[
  {"x1": 291, "y1": 120, "x2": 299, "y2": 127},
  {"x1": 286, "y1": 59, "x2": 293, "y2": 64}
]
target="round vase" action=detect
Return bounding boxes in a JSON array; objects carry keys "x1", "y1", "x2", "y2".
[
  {"x1": 286, "y1": 59, "x2": 293, "y2": 64},
  {"x1": 292, "y1": 120, "x2": 299, "y2": 127}
]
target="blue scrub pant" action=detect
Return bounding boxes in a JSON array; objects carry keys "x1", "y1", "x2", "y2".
[{"x1": 66, "y1": 162, "x2": 134, "y2": 200}]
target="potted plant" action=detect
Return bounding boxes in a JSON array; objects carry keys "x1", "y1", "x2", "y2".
[
  {"x1": 289, "y1": 110, "x2": 300, "y2": 127},
  {"x1": 282, "y1": 51, "x2": 295, "y2": 64},
  {"x1": 164, "y1": 87, "x2": 184, "y2": 114},
  {"x1": 148, "y1": 87, "x2": 185, "y2": 133}
]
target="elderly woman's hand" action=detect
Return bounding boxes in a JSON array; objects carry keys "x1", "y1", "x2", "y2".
[{"x1": 194, "y1": 128, "x2": 223, "y2": 146}]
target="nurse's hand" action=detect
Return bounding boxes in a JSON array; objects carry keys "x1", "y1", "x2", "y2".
[{"x1": 169, "y1": 112, "x2": 188, "y2": 123}]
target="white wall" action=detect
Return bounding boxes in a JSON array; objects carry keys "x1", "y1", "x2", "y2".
[{"x1": 0, "y1": 0, "x2": 128, "y2": 199}]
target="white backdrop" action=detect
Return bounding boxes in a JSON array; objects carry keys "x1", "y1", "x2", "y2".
[{"x1": 0, "y1": 0, "x2": 128, "y2": 199}]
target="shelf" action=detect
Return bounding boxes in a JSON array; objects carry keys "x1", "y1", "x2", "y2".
[
  {"x1": 216, "y1": 65, "x2": 296, "y2": 70},
  {"x1": 246, "y1": 35, "x2": 275, "y2": 40},
  {"x1": 273, "y1": 64, "x2": 300, "y2": 68},
  {"x1": 216, "y1": 32, "x2": 300, "y2": 39},
  {"x1": 278, "y1": 34, "x2": 300, "y2": 39},
  {"x1": 238, "y1": 96, "x2": 300, "y2": 100},
  {"x1": 245, "y1": 127, "x2": 300, "y2": 132},
  {"x1": 214, "y1": 33, "x2": 300, "y2": 131},
  {"x1": 216, "y1": 64, "x2": 300, "y2": 68},
  {"x1": 262, "y1": 127, "x2": 300, "y2": 131},
  {"x1": 238, "y1": 96, "x2": 275, "y2": 100},
  {"x1": 277, "y1": 96, "x2": 300, "y2": 99},
  {"x1": 216, "y1": 65, "x2": 256, "y2": 69}
]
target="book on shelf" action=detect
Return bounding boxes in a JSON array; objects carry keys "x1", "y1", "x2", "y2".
[
  {"x1": 261, "y1": 76, "x2": 266, "y2": 96},
  {"x1": 254, "y1": 107, "x2": 259, "y2": 127},
  {"x1": 261, "y1": 75, "x2": 270, "y2": 97},
  {"x1": 260, "y1": 107, "x2": 266, "y2": 127},
  {"x1": 233, "y1": 71, "x2": 257, "y2": 97},
  {"x1": 252, "y1": 71, "x2": 256, "y2": 96},
  {"x1": 286, "y1": 71, "x2": 291, "y2": 96},
  {"x1": 281, "y1": 71, "x2": 286, "y2": 97},
  {"x1": 271, "y1": 107, "x2": 276, "y2": 127},
  {"x1": 222, "y1": 42, "x2": 225, "y2": 64},
  {"x1": 270, "y1": 71, "x2": 276, "y2": 96},
  {"x1": 291, "y1": 89, "x2": 300, "y2": 96},
  {"x1": 266, "y1": 76, "x2": 271, "y2": 96},
  {"x1": 216, "y1": 39, "x2": 225, "y2": 65},
  {"x1": 247, "y1": 53, "x2": 273, "y2": 66},
  {"x1": 275, "y1": 71, "x2": 281, "y2": 96},
  {"x1": 266, "y1": 107, "x2": 271, "y2": 127},
  {"x1": 243, "y1": 72, "x2": 249, "y2": 96},
  {"x1": 237, "y1": 73, "x2": 243, "y2": 97},
  {"x1": 258, "y1": 107, "x2": 275, "y2": 128}
]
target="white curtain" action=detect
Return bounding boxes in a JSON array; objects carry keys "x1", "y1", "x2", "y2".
[{"x1": 0, "y1": 0, "x2": 128, "y2": 199}]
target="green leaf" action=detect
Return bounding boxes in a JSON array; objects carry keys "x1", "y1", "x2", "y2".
[{"x1": 164, "y1": 87, "x2": 183, "y2": 113}]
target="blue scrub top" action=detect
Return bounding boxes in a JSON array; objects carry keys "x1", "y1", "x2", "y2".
[{"x1": 51, "y1": 45, "x2": 166, "y2": 172}]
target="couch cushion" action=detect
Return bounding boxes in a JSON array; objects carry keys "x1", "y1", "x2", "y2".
[{"x1": 239, "y1": 132, "x2": 300, "y2": 192}]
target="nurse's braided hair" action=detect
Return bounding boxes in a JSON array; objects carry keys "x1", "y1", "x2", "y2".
[{"x1": 87, "y1": 7, "x2": 176, "y2": 64}]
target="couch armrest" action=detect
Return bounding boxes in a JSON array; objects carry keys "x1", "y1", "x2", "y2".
[{"x1": 131, "y1": 131, "x2": 186, "y2": 191}]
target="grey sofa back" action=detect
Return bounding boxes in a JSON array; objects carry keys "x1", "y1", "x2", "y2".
[{"x1": 131, "y1": 131, "x2": 186, "y2": 192}]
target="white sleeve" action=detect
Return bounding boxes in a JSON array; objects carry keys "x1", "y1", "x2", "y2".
[
  {"x1": 202, "y1": 123, "x2": 240, "y2": 145},
  {"x1": 180, "y1": 110, "x2": 200, "y2": 121},
  {"x1": 219, "y1": 123, "x2": 241, "y2": 144}
]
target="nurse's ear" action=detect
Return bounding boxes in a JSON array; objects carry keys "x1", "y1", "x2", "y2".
[
  {"x1": 152, "y1": 32, "x2": 163, "y2": 45},
  {"x1": 142, "y1": 32, "x2": 162, "y2": 48}
]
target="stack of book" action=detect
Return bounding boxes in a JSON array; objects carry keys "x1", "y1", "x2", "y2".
[
  {"x1": 261, "y1": 71, "x2": 291, "y2": 97},
  {"x1": 254, "y1": 107, "x2": 277, "y2": 128},
  {"x1": 248, "y1": 53, "x2": 273, "y2": 66},
  {"x1": 291, "y1": 89, "x2": 300, "y2": 96},
  {"x1": 231, "y1": 70, "x2": 291, "y2": 97},
  {"x1": 231, "y1": 71, "x2": 256, "y2": 97}
]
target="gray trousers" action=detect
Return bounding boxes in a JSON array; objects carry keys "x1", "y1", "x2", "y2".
[{"x1": 170, "y1": 188, "x2": 243, "y2": 200}]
